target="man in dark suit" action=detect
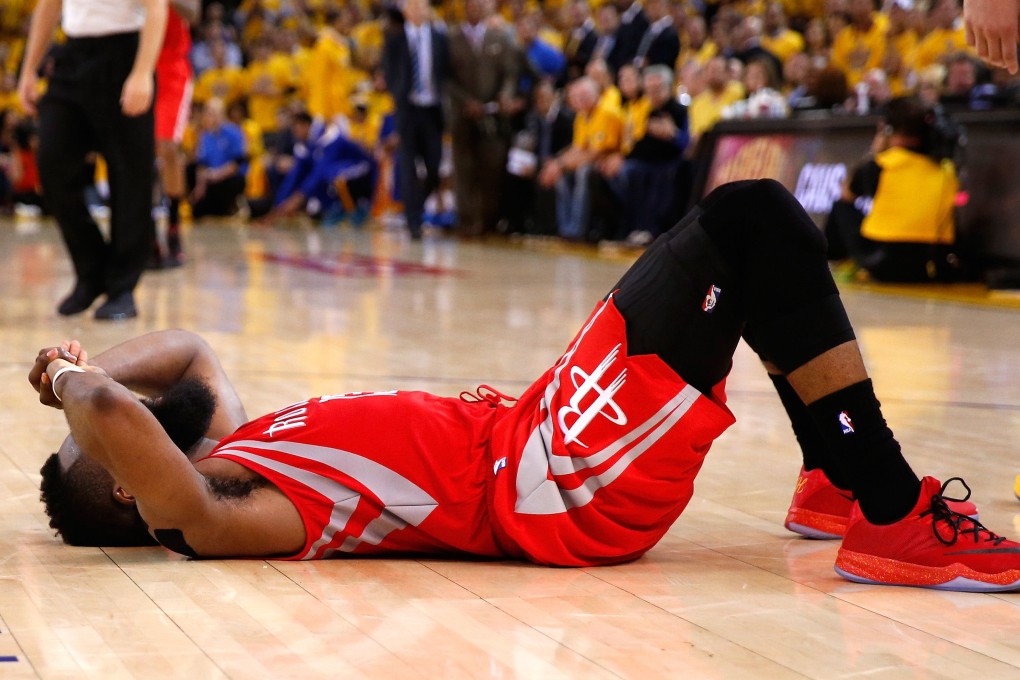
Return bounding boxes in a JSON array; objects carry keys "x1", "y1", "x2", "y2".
[
  {"x1": 613, "y1": 0, "x2": 649, "y2": 68},
  {"x1": 383, "y1": 0, "x2": 450, "y2": 239},
  {"x1": 501, "y1": 79, "x2": 574, "y2": 234},
  {"x1": 447, "y1": 0, "x2": 518, "y2": 236},
  {"x1": 591, "y1": 4, "x2": 628, "y2": 74},
  {"x1": 633, "y1": 0, "x2": 680, "y2": 69},
  {"x1": 564, "y1": 0, "x2": 598, "y2": 80}
]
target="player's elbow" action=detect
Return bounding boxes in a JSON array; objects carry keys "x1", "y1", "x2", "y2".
[{"x1": 85, "y1": 382, "x2": 132, "y2": 415}]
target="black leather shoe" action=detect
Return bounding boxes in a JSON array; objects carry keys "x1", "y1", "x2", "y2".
[
  {"x1": 57, "y1": 284, "x2": 103, "y2": 316},
  {"x1": 94, "y1": 292, "x2": 137, "y2": 321}
]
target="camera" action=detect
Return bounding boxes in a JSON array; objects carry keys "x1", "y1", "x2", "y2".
[{"x1": 921, "y1": 104, "x2": 964, "y2": 162}]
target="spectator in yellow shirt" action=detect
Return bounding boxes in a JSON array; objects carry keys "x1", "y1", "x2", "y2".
[
  {"x1": 803, "y1": 17, "x2": 833, "y2": 68},
  {"x1": 614, "y1": 64, "x2": 652, "y2": 156},
  {"x1": 343, "y1": 94, "x2": 384, "y2": 153},
  {"x1": 688, "y1": 56, "x2": 744, "y2": 142},
  {"x1": 365, "y1": 68, "x2": 395, "y2": 121},
  {"x1": 242, "y1": 38, "x2": 293, "y2": 138},
  {"x1": 825, "y1": 0, "x2": 851, "y2": 47},
  {"x1": 883, "y1": 0, "x2": 919, "y2": 95},
  {"x1": 826, "y1": 96, "x2": 959, "y2": 282},
  {"x1": 538, "y1": 76, "x2": 623, "y2": 240},
  {"x1": 226, "y1": 100, "x2": 268, "y2": 205},
  {"x1": 304, "y1": 9, "x2": 359, "y2": 120},
  {"x1": 193, "y1": 41, "x2": 246, "y2": 105},
  {"x1": 761, "y1": 2, "x2": 805, "y2": 64},
  {"x1": 914, "y1": 0, "x2": 971, "y2": 71},
  {"x1": 831, "y1": 0, "x2": 889, "y2": 87},
  {"x1": 350, "y1": 14, "x2": 385, "y2": 70},
  {"x1": 586, "y1": 58, "x2": 623, "y2": 112},
  {"x1": 676, "y1": 15, "x2": 718, "y2": 69},
  {"x1": 782, "y1": 0, "x2": 826, "y2": 25}
]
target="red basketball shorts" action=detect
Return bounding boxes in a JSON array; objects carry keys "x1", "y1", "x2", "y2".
[
  {"x1": 154, "y1": 61, "x2": 192, "y2": 144},
  {"x1": 490, "y1": 296, "x2": 737, "y2": 567}
]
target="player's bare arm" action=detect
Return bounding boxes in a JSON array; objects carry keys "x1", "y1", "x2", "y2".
[
  {"x1": 89, "y1": 330, "x2": 248, "y2": 438},
  {"x1": 30, "y1": 330, "x2": 247, "y2": 439},
  {"x1": 43, "y1": 356, "x2": 305, "y2": 558}
]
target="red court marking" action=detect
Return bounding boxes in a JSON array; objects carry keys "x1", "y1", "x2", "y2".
[{"x1": 261, "y1": 252, "x2": 461, "y2": 278}]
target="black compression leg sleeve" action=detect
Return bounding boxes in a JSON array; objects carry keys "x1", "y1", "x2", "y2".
[
  {"x1": 611, "y1": 207, "x2": 745, "y2": 394},
  {"x1": 612, "y1": 179, "x2": 856, "y2": 392},
  {"x1": 697, "y1": 179, "x2": 856, "y2": 372}
]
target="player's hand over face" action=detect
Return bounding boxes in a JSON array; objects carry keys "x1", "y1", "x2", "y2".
[
  {"x1": 29, "y1": 341, "x2": 106, "y2": 408},
  {"x1": 964, "y1": 0, "x2": 1020, "y2": 74}
]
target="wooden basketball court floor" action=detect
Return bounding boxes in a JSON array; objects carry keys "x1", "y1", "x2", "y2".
[{"x1": 1, "y1": 216, "x2": 1020, "y2": 679}]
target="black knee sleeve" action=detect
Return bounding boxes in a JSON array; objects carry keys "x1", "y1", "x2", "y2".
[
  {"x1": 698, "y1": 179, "x2": 856, "y2": 372},
  {"x1": 743, "y1": 294, "x2": 855, "y2": 372},
  {"x1": 611, "y1": 208, "x2": 745, "y2": 394}
]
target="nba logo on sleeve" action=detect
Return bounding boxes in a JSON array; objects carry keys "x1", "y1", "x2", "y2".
[
  {"x1": 493, "y1": 457, "x2": 508, "y2": 476},
  {"x1": 702, "y1": 285, "x2": 722, "y2": 313},
  {"x1": 838, "y1": 411, "x2": 855, "y2": 434}
]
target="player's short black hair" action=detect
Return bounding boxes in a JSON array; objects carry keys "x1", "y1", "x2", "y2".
[
  {"x1": 39, "y1": 378, "x2": 217, "y2": 547},
  {"x1": 39, "y1": 452, "x2": 156, "y2": 547}
]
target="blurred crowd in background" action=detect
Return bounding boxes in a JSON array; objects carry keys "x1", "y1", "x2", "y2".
[{"x1": 1, "y1": 0, "x2": 1017, "y2": 246}]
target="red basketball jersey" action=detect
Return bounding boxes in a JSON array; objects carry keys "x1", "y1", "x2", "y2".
[
  {"x1": 208, "y1": 390, "x2": 506, "y2": 560},
  {"x1": 205, "y1": 297, "x2": 735, "y2": 565}
]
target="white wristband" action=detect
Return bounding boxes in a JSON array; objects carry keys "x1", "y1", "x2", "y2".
[{"x1": 51, "y1": 365, "x2": 86, "y2": 402}]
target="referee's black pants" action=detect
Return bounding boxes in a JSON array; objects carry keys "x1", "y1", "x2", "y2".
[{"x1": 37, "y1": 32, "x2": 155, "y2": 300}]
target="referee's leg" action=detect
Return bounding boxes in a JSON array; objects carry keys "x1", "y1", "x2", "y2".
[
  {"x1": 95, "y1": 94, "x2": 156, "y2": 316},
  {"x1": 36, "y1": 94, "x2": 108, "y2": 314}
]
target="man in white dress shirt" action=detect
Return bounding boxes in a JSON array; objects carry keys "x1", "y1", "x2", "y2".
[{"x1": 383, "y1": 0, "x2": 450, "y2": 240}]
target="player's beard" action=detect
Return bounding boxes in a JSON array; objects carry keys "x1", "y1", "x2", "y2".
[{"x1": 141, "y1": 378, "x2": 217, "y2": 454}]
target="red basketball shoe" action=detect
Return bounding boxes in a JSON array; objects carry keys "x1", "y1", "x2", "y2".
[
  {"x1": 785, "y1": 467, "x2": 978, "y2": 540},
  {"x1": 835, "y1": 477, "x2": 1020, "y2": 592},
  {"x1": 785, "y1": 467, "x2": 854, "y2": 539}
]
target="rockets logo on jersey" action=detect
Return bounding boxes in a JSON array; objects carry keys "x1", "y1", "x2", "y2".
[
  {"x1": 514, "y1": 299, "x2": 703, "y2": 516},
  {"x1": 557, "y1": 343, "x2": 628, "y2": 448}
]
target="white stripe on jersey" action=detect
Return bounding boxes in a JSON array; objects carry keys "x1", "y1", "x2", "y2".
[
  {"x1": 217, "y1": 439, "x2": 438, "y2": 559},
  {"x1": 172, "y1": 78, "x2": 193, "y2": 145},
  {"x1": 514, "y1": 384, "x2": 700, "y2": 516}
]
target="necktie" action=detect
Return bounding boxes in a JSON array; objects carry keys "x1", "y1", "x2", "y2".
[
  {"x1": 410, "y1": 28, "x2": 423, "y2": 96},
  {"x1": 636, "y1": 28, "x2": 655, "y2": 62}
]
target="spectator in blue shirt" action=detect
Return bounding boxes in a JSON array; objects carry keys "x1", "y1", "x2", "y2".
[
  {"x1": 190, "y1": 21, "x2": 243, "y2": 76},
  {"x1": 269, "y1": 117, "x2": 376, "y2": 224},
  {"x1": 188, "y1": 98, "x2": 248, "y2": 219},
  {"x1": 516, "y1": 13, "x2": 567, "y2": 89}
]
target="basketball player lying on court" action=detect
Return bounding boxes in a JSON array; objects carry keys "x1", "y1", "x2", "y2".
[{"x1": 30, "y1": 180, "x2": 1020, "y2": 593}]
